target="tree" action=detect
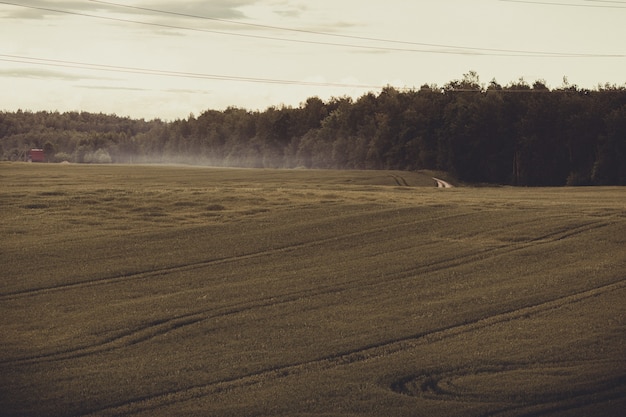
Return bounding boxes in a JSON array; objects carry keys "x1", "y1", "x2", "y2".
[
  {"x1": 43, "y1": 141, "x2": 56, "y2": 162},
  {"x1": 592, "y1": 105, "x2": 626, "y2": 184}
]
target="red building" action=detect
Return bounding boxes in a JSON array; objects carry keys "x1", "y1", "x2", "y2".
[{"x1": 29, "y1": 149, "x2": 45, "y2": 162}]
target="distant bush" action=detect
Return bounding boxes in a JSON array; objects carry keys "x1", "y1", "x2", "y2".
[
  {"x1": 54, "y1": 152, "x2": 72, "y2": 163},
  {"x1": 84, "y1": 149, "x2": 112, "y2": 164}
]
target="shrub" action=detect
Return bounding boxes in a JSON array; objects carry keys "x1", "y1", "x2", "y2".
[{"x1": 54, "y1": 152, "x2": 72, "y2": 163}]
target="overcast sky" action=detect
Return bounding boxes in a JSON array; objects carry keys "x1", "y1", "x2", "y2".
[{"x1": 1, "y1": 0, "x2": 625, "y2": 120}]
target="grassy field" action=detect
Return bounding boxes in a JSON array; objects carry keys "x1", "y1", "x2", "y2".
[{"x1": 1, "y1": 163, "x2": 625, "y2": 417}]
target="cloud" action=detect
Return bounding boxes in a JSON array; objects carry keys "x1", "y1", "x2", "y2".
[
  {"x1": 0, "y1": 0, "x2": 341, "y2": 42},
  {"x1": 1, "y1": 1, "x2": 90, "y2": 19},
  {"x1": 1, "y1": 0, "x2": 256, "y2": 23},
  {"x1": 306, "y1": 20, "x2": 361, "y2": 33},
  {"x1": 161, "y1": 88, "x2": 212, "y2": 95},
  {"x1": 145, "y1": 0, "x2": 254, "y2": 20},
  {"x1": 78, "y1": 85, "x2": 212, "y2": 95},
  {"x1": 0, "y1": 67, "x2": 110, "y2": 81},
  {"x1": 79, "y1": 84, "x2": 149, "y2": 92},
  {"x1": 268, "y1": 0, "x2": 308, "y2": 18}
]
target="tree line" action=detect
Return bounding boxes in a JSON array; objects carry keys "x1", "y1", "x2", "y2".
[{"x1": 2, "y1": 72, "x2": 625, "y2": 185}]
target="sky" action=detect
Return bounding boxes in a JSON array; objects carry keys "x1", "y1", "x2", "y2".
[{"x1": 1, "y1": 0, "x2": 625, "y2": 120}]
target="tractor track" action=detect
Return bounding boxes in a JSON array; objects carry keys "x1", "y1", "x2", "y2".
[
  {"x1": 73, "y1": 277, "x2": 626, "y2": 417},
  {"x1": 0, "y1": 213, "x2": 599, "y2": 301},
  {"x1": 394, "y1": 360, "x2": 626, "y2": 417},
  {"x1": 0, "y1": 208, "x2": 481, "y2": 301},
  {"x1": 0, "y1": 219, "x2": 611, "y2": 365},
  {"x1": 389, "y1": 174, "x2": 409, "y2": 186}
]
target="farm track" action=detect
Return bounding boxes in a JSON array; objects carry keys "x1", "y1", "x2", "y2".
[
  {"x1": 0, "y1": 207, "x2": 477, "y2": 300},
  {"x1": 389, "y1": 174, "x2": 409, "y2": 186},
  {"x1": 76, "y1": 277, "x2": 626, "y2": 417},
  {"x1": 0, "y1": 209, "x2": 476, "y2": 363},
  {"x1": 1, "y1": 209, "x2": 600, "y2": 301},
  {"x1": 394, "y1": 361, "x2": 626, "y2": 417},
  {"x1": 0, "y1": 218, "x2": 610, "y2": 366}
]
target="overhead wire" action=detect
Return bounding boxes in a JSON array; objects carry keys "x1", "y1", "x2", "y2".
[
  {"x1": 500, "y1": 0, "x2": 626, "y2": 8},
  {"x1": 0, "y1": 1, "x2": 624, "y2": 92},
  {"x1": 0, "y1": 54, "x2": 393, "y2": 89},
  {"x1": 0, "y1": 1, "x2": 623, "y2": 57},
  {"x1": 586, "y1": 0, "x2": 626, "y2": 3},
  {"x1": 85, "y1": 0, "x2": 619, "y2": 58},
  {"x1": 0, "y1": 1, "x2": 484, "y2": 56},
  {"x1": 4, "y1": 54, "x2": 614, "y2": 93}
]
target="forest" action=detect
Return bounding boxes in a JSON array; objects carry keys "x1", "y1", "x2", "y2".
[{"x1": 2, "y1": 72, "x2": 625, "y2": 186}]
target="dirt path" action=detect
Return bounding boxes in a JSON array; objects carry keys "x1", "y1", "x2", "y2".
[{"x1": 432, "y1": 177, "x2": 454, "y2": 188}]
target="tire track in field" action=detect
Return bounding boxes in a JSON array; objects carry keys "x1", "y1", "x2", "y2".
[
  {"x1": 0, "y1": 212, "x2": 597, "y2": 301},
  {"x1": 0, "y1": 207, "x2": 468, "y2": 300},
  {"x1": 0, "y1": 209, "x2": 480, "y2": 363},
  {"x1": 1, "y1": 219, "x2": 610, "y2": 365},
  {"x1": 0, "y1": 230, "x2": 467, "y2": 365},
  {"x1": 394, "y1": 360, "x2": 626, "y2": 417},
  {"x1": 389, "y1": 174, "x2": 409, "y2": 186},
  {"x1": 76, "y1": 277, "x2": 626, "y2": 417}
]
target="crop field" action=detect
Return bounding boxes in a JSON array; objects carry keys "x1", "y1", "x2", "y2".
[{"x1": 1, "y1": 163, "x2": 625, "y2": 417}]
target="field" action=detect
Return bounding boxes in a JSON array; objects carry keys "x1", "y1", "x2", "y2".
[{"x1": 1, "y1": 163, "x2": 625, "y2": 417}]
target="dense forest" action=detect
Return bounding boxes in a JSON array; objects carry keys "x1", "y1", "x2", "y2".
[{"x1": 2, "y1": 73, "x2": 625, "y2": 185}]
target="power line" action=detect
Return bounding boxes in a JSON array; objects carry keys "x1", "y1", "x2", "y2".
[
  {"x1": 6, "y1": 53, "x2": 618, "y2": 93},
  {"x1": 500, "y1": 0, "x2": 626, "y2": 8},
  {"x1": 1, "y1": 1, "x2": 623, "y2": 58},
  {"x1": 0, "y1": 1, "x2": 486, "y2": 56},
  {"x1": 0, "y1": 53, "x2": 395, "y2": 89},
  {"x1": 86, "y1": 0, "x2": 615, "y2": 58}
]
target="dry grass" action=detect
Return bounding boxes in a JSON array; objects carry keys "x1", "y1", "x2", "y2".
[{"x1": 1, "y1": 163, "x2": 625, "y2": 417}]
